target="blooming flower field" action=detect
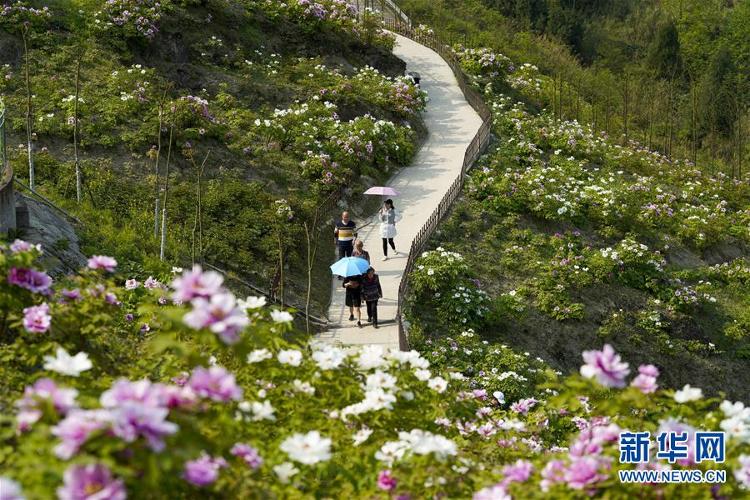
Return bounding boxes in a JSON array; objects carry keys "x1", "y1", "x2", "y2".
[
  {"x1": 407, "y1": 41, "x2": 750, "y2": 399},
  {"x1": 3, "y1": 241, "x2": 750, "y2": 498}
]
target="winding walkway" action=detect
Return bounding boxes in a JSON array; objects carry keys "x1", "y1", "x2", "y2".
[{"x1": 318, "y1": 33, "x2": 483, "y2": 349}]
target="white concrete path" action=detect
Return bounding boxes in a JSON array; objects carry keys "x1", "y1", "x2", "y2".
[{"x1": 319, "y1": 33, "x2": 483, "y2": 349}]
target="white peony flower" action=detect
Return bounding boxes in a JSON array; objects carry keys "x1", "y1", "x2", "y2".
[
  {"x1": 270, "y1": 310, "x2": 294, "y2": 323},
  {"x1": 357, "y1": 345, "x2": 387, "y2": 370},
  {"x1": 352, "y1": 427, "x2": 373, "y2": 446},
  {"x1": 365, "y1": 370, "x2": 397, "y2": 391},
  {"x1": 312, "y1": 346, "x2": 347, "y2": 370},
  {"x1": 278, "y1": 349, "x2": 303, "y2": 366},
  {"x1": 428, "y1": 376, "x2": 448, "y2": 393},
  {"x1": 249, "y1": 400, "x2": 276, "y2": 421},
  {"x1": 247, "y1": 349, "x2": 272, "y2": 363},
  {"x1": 674, "y1": 384, "x2": 703, "y2": 403},
  {"x1": 273, "y1": 462, "x2": 299, "y2": 483},
  {"x1": 238, "y1": 295, "x2": 267, "y2": 309},
  {"x1": 280, "y1": 431, "x2": 332, "y2": 465},
  {"x1": 292, "y1": 379, "x2": 315, "y2": 395},
  {"x1": 43, "y1": 347, "x2": 92, "y2": 377}
]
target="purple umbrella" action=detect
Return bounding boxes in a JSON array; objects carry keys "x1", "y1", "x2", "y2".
[{"x1": 364, "y1": 186, "x2": 399, "y2": 196}]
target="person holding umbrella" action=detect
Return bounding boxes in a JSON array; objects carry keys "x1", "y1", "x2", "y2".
[
  {"x1": 329, "y1": 256, "x2": 370, "y2": 327},
  {"x1": 361, "y1": 267, "x2": 383, "y2": 328},
  {"x1": 379, "y1": 199, "x2": 401, "y2": 261}
]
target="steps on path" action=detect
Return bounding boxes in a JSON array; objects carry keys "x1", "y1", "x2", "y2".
[{"x1": 319, "y1": 33, "x2": 484, "y2": 350}]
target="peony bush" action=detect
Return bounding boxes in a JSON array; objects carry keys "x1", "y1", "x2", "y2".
[{"x1": 2, "y1": 240, "x2": 750, "y2": 498}]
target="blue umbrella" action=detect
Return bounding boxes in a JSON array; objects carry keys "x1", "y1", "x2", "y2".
[{"x1": 330, "y1": 257, "x2": 370, "y2": 277}]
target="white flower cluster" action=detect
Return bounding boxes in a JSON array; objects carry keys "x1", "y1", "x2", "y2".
[{"x1": 375, "y1": 429, "x2": 458, "y2": 465}]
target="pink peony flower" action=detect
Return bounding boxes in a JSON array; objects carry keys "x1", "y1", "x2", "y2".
[
  {"x1": 10, "y1": 239, "x2": 40, "y2": 253},
  {"x1": 510, "y1": 398, "x2": 537, "y2": 415},
  {"x1": 183, "y1": 453, "x2": 227, "y2": 487},
  {"x1": 57, "y1": 463, "x2": 126, "y2": 500},
  {"x1": 734, "y1": 454, "x2": 750, "y2": 489},
  {"x1": 472, "y1": 484, "x2": 510, "y2": 500},
  {"x1": 22, "y1": 303, "x2": 51, "y2": 333},
  {"x1": 87, "y1": 255, "x2": 118, "y2": 272},
  {"x1": 540, "y1": 459, "x2": 566, "y2": 492},
  {"x1": 501, "y1": 459, "x2": 533, "y2": 485},
  {"x1": 377, "y1": 470, "x2": 397, "y2": 491},
  {"x1": 52, "y1": 410, "x2": 111, "y2": 459},
  {"x1": 8, "y1": 268, "x2": 53, "y2": 294},
  {"x1": 188, "y1": 366, "x2": 243, "y2": 402},
  {"x1": 110, "y1": 402, "x2": 178, "y2": 451},
  {"x1": 564, "y1": 456, "x2": 610, "y2": 490},
  {"x1": 171, "y1": 265, "x2": 224, "y2": 303},
  {"x1": 15, "y1": 378, "x2": 78, "y2": 432},
  {"x1": 230, "y1": 443, "x2": 263, "y2": 469},
  {"x1": 580, "y1": 344, "x2": 630, "y2": 388},
  {"x1": 630, "y1": 364, "x2": 660, "y2": 394},
  {"x1": 183, "y1": 293, "x2": 249, "y2": 344}
]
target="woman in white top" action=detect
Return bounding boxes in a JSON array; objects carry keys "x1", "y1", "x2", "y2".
[{"x1": 379, "y1": 199, "x2": 401, "y2": 261}]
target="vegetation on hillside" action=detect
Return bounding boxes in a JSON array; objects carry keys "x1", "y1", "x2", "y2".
[
  {"x1": 402, "y1": 33, "x2": 750, "y2": 399},
  {"x1": 398, "y1": 0, "x2": 749, "y2": 176},
  {"x1": 0, "y1": 0, "x2": 426, "y2": 316}
]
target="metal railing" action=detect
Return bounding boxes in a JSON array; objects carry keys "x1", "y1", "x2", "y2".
[
  {"x1": 0, "y1": 103, "x2": 6, "y2": 178},
  {"x1": 380, "y1": 16, "x2": 494, "y2": 351}
]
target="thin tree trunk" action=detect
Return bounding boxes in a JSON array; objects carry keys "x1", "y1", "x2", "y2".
[
  {"x1": 691, "y1": 79, "x2": 697, "y2": 164},
  {"x1": 74, "y1": 55, "x2": 82, "y2": 203},
  {"x1": 278, "y1": 232, "x2": 284, "y2": 304},
  {"x1": 191, "y1": 150, "x2": 210, "y2": 265},
  {"x1": 159, "y1": 121, "x2": 174, "y2": 261},
  {"x1": 154, "y1": 92, "x2": 167, "y2": 238},
  {"x1": 22, "y1": 26, "x2": 34, "y2": 190}
]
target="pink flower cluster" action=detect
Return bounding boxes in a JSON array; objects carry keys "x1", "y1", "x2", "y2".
[
  {"x1": 630, "y1": 364, "x2": 660, "y2": 394},
  {"x1": 540, "y1": 419, "x2": 618, "y2": 492},
  {"x1": 173, "y1": 266, "x2": 250, "y2": 344},
  {"x1": 16, "y1": 378, "x2": 78, "y2": 432},
  {"x1": 183, "y1": 453, "x2": 227, "y2": 487},
  {"x1": 8, "y1": 267, "x2": 53, "y2": 294},
  {"x1": 57, "y1": 463, "x2": 126, "y2": 500},
  {"x1": 579, "y1": 344, "x2": 630, "y2": 388},
  {"x1": 23, "y1": 303, "x2": 51, "y2": 333}
]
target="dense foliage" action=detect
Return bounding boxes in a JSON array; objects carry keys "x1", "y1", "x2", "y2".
[{"x1": 3, "y1": 241, "x2": 750, "y2": 498}]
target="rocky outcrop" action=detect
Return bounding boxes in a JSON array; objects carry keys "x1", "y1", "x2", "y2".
[{"x1": 14, "y1": 193, "x2": 87, "y2": 276}]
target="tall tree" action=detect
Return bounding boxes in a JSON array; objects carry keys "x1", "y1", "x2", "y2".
[{"x1": 647, "y1": 20, "x2": 682, "y2": 79}]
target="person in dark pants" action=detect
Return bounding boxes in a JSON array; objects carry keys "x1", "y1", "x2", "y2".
[
  {"x1": 334, "y1": 211, "x2": 357, "y2": 260},
  {"x1": 379, "y1": 199, "x2": 401, "y2": 261},
  {"x1": 361, "y1": 267, "x2": 382, "y2": 328},
  {"x1": 343, "y1": 274, "x2": 363, "y2": 327}
]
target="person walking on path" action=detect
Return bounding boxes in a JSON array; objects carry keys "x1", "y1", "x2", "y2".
[
  {"x1": 343, "y1": 274, "x2": 363, "y2": 327},
  {"x1": 334, "y1": 211, "x2": 357, "y2": 260},
  {"x1": 361, "y1": 267, "x2": 383, "y2": 328},
  {"x1": 379, "y1": 199, "x2": 401, "y2": 261},
  {"x1": 352, "y1": 240, "x2": 370, "y2": 263}
]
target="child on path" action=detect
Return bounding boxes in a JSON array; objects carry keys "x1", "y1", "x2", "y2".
[
  {"x1": 352, "y1": 240, "x2": 370, "y2": 263},
  {"x1": 379, "y1": 199, "x2": 401, "y2": 261},
  {"x1": 343, "y1": 274, "x2": 363, "y2": 327},
  {"x1": 361, "y1": 267, "x2": 383, "y2": 328}
]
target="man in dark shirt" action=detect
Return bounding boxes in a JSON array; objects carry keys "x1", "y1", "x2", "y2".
[{"x1": 334, "y1": 211, "x2": 357, "y2": 259}]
